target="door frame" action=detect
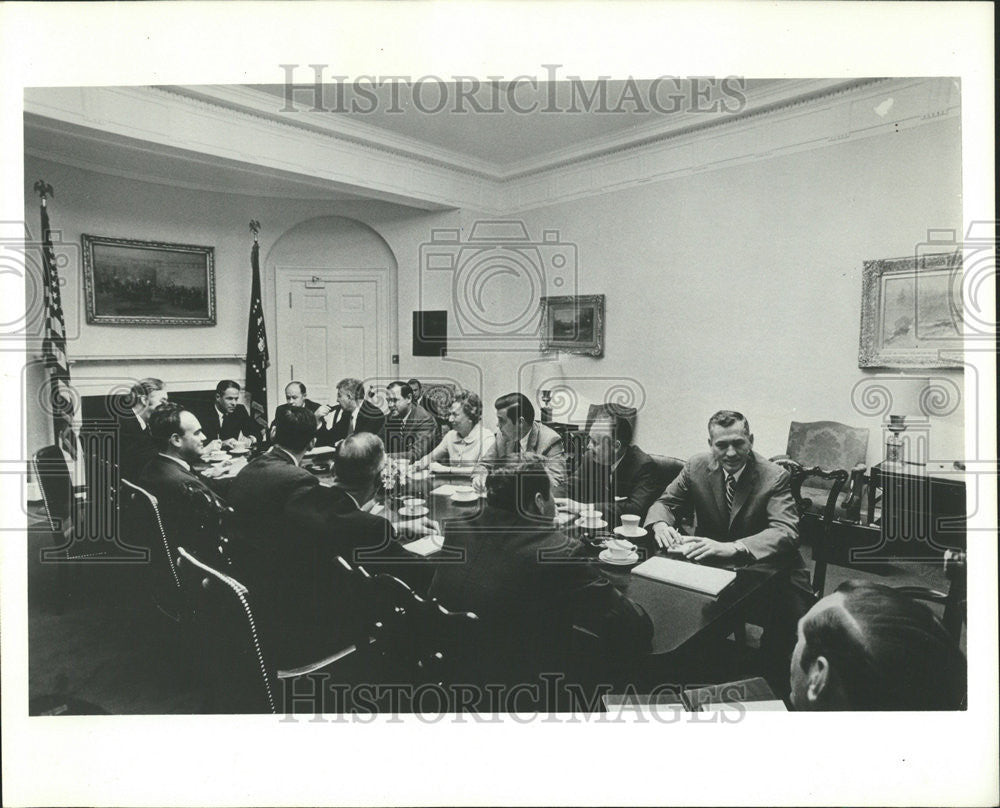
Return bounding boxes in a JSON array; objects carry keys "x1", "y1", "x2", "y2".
[{"x1": 273, "y1": 265, "x2": 397, "y2": 398}]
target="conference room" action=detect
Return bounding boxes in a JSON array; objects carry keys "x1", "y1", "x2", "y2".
[{"x1": 22, "y1": 76, "x2": 972, "y2": 717}]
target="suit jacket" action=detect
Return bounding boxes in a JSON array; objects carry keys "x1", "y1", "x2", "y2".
[
  {"x1": 383, "y1": 403, "x2": 438, "y2": 460},
  {"x1": 645, "y1": 450, "x2": 801, "y2": 561},
  {"x1": 136, "y1": 454, "x2": 226, "y2": 559},
  {"x1": 568, "y1": 444, "x2": 662, "y2": 522},
  {"x1": 314, "y1": 400, "x2": 386, "y2": 448},
  {"x1": 474, "y1": 421, "x2": 567, "y2": 497},
  {"x1": 429, "y1": 506, "x2": 652, "y2": 675},
  {"x1": 198, "y1": 403, "x2": 262, "y2": 444},
  {"x1": 115, "y1": 411, "x2": 157, "y2": 484}
]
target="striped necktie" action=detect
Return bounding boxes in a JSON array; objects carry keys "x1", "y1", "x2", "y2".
[{"x1": 725, "y1": 472, "x2": 737, "y2": 513}]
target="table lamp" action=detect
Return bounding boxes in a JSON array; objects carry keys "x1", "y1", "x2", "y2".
[
  {"x1": 527, "y1": 359, "x2": 566, "y2": 423},
  {"x1": 885, "y1": 376, "x2": 929, "y2": 465}
]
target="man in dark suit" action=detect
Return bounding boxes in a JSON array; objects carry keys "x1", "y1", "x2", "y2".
[
  {"x1": 430, "y1": 454, "x2": 652, "y2": 691},
  {"x1": 314, "y1": 377, "x2": 386, "y2": 448},
  {"x1": 198, "y1": 380, "x2": 262, "y2": 448},
  {"x1": 227, "y1": 406, "x2": 435, "y2": 668},
  {"x1": 284, "y1": 380, "x2": 321, "y2": 414},
  {"x1": 644, "y1": 409, "x2": 809, "y2": 693},
  {"x1": 383, "y1": 380, "x2": 437, "y2": 461},
  {"x1": 562, "y1": 414, "x2": 663, "y2": 523},
  {"x1": 407, "y1": 377, "x2": 426, "y2": 411},
  {"x1": 115, "y1": 377, "x2": 168, "y2": 483},
  {"x1": 136, "y1": 402, "x2": 226, "y2": 559}
]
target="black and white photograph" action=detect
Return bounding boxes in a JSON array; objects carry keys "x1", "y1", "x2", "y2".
[{"x1": 1, "y1": 2, "x2": 996, "y2": 807}]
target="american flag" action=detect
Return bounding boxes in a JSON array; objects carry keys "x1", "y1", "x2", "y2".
[
  {"x1": 245, "y1": 225, "x2": 270, "y2": 437},
  {"x1": 38, "y1": 188, "x2": 73, "y2": 435}
]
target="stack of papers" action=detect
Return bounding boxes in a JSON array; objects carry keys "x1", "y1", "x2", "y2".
[
  {"x1": 401, "y1": 535, "x2": 445, "y2": 556},
  {"x1": 630, "y1": 556, "x2": 736, "y2": 597},
  {"x1": 303, "y1": 445, "x2": 336, "y2": 458}
]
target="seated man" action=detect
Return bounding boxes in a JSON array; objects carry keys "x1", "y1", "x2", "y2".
[
  {"x1": 314, "y1": 377, "x2": 386, "y2": 448},
  {"x1": 227, "y1": 406, "x2": 435, "y2": 666},
  {"x1": 407, "y1": 377, "x2": 426, "y2": 412},
  {"x1": 560, "y1": 413, "x2": 662, "y2": 523},
  {"x1": 137, "y1": 402, "x2": 226, "y2": 559},
  {"x1": 383, "y1": 380, "x2": 437, "y2": 461},
  {"x1": 412, "y1": 391, "x2": 495, "y2": 471},
  {"x1": 199, "y1": 379, "x2": 263, "y2": 448},
  {"x1": 473, "y1": 392, "x2": 566, "y2": 497},
  {"x1": 644, "y1": 409, "x2": 810, "y2": 692},
  {"x1": 791, "y1": 581, "x2": 966, "y2": 710},
  {"x1": 284, "y1": 380, "x2": 321, "y2": 413},
  {"x1": 430, "y1": 454, "x2": 652, "y2": 689},
  {"x1": 116, "y1": 377, "x2": 168, "y2": 483}
]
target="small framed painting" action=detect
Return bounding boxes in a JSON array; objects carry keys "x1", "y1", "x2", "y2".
[
  {"x1": 540, "y1": 294, "x2": 605, "y2": 357},
  {"x1": 82, "y1": 234, "x2": 216, "y2": 326},
  {"x1": 858, "y1": 251, "x2": 963, "y2": 369}
]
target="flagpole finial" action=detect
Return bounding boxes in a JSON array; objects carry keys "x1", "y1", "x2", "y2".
[
  {"x1": 249, "y1": 219, "x2": 261, "y2": 243},
  {"x1": 34, "y1": 180, "x2": 54, "y2": 206}
]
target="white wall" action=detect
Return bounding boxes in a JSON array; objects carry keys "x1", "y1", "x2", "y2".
[{"x1": 25, "y1": 114, "x2": 964, "y2": 468}]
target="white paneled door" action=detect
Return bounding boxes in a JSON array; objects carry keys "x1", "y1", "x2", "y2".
[{"x1": 275, "y1": 268, "x2": 392, "y2": 407}]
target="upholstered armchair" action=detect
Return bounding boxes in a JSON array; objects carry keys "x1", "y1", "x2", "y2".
[{"x1": 770, "y1": 420, "x2": 869, "y2": 522}]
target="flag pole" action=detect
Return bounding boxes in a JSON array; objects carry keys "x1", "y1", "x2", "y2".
[{"x1": 245, "y1": 220, "x2": 270, "y2": 441}]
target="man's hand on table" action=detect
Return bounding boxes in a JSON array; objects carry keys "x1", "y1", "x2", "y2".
[
  {"x1": 650, "y1": 521, "x2": 686, "y2": 549},
  {"x1": 678, "y1": 537, "x2": 740, "y2": 561},
  {"x1": 392, "y1": 515, "x2": 441, "y2": 539}
]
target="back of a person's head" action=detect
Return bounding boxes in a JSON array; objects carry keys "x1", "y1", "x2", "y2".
[
  {"x1": 334, "y1": 432, "x2": 385, "y2": 488},
  {"x1": 486, "y1": 453, "x2": 551, "y2": 516},
  {"x1": 147, "y1": 401, "x2": 185, "y2": 451},
  {"x1": 801, "y1": 580, "x2": 966, "y2": 710},
  {"x1": 273, "y1": 404, "x2": 317, "y2": 452}
]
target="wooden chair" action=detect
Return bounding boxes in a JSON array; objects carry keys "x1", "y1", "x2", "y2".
[
  {"x1": 774, "y1": 460, "x2": 849, "y2": 598},
  {"x1": 175, "y1": 546, "x2": 277, "y2": 714},
  {"x1": 770, "y1": 420, "x2": 869, "y2": 522}
]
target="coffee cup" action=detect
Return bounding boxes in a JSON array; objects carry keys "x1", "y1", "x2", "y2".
[
  {"x1": 402, "y1": 497, "x2": 426, "y2": 509},
  {"x1": 578, "y1": 510, "x2": 603, "y2": 527},
  {"x1": 620, "y1": 514, "x2": 642, "y2": 534},
  {"x1": 607, "y1": 538, "x2": 636, "y2": 558}
]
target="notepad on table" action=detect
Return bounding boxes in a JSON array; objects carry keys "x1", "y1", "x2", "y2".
[
  {"x1": 630, "y1": 556, "x2": 736, "y2": 597},
  {"x1": 402, "y1": 535, "x2": 445, "y2": 556}
]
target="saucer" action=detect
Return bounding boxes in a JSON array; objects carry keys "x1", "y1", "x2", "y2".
[
  {"x1": 206, "y1": 453, "x2": 228, "y2": 463},
  {"x1": 599, "y1": 549, "x2": 639, "y2": 566},
  {"x1": 398, "y1": 505, "x2": 429, "y2": 518},
  {"x1": 576, "y1": 518, "x2": 608, "y2": 530},
  {"x1": 228, "y1": 446, "x2": 250, "y2": 456},
  {"x1": 554, "y1": 511, "x2": 575, "y2": 526},
  {"x1": 450, "y1": 493, "x2": 479, "y2": 503},
  {"x1": 614, "y1": 526, "x2": 647, "y2": 539}
]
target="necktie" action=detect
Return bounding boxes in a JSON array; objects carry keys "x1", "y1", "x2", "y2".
[{"x1": 726, "y1": 473, "x2": 737, "y2": 513}]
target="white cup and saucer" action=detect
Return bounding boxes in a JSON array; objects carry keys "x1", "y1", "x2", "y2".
[
  {"x1": 575, "y1": 509, "x2": 608, "y2": 530},
  {"x1": 599, "y1": 538, "x2": 639, "y2": 565},
  {"x1": 399, "y1": 504, "x2": 430, "y2": 518},
  {"x1": 614, "y1": 513, "x2": 647, "y2": 540},
  {"x1": 450, "y1": 485, "x2": 479, "y2": 504},
  {"x1": 205, "y1": 451, "x2": 229, "y2": 463}
]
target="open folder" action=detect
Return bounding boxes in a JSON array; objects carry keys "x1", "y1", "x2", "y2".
[{"x1": 630, "y1": 556, "x2": 736, "y2": 597}]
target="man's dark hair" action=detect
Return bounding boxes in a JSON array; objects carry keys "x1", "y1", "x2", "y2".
[
  {"x1": 407, "y1": 378, "x2": 422, "y2": 392},
  {"x1": 495, "y1": 392, "x2": 535, "y2": 426},
  {"x1": 708, "y1": 410, "x2": 750, "y2": 435},
  {"x1": 486, "y1": 453, "x2": 551, "y2": 515},
  {"x1": 388, "y1": 381, "x2": 414, "y2": 400},
  {"x1": 286, "y1": 380, "x2": 307, "y2": 396},
  {"x1": 334, "y1": 432, "x2": 385, "y2": 488},
  {"x1": 800, "y1": 580, "x2": 966, "y2": 710},
  {"x1": 591, "y1": 413, "x2": 633, "y2": 447},
  {"x1": 273, "y1": 404, "x2": 317, "y2": 452},
  {"x1": 216, "y1": 379, "x2": 241, "y2": 397},
  {"x1": 147, "y1": 401, "x2": 186, "y2": 451}
]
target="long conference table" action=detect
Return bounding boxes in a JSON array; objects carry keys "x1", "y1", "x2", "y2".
[{"x1": 201, "y1": 448, "x2": 791, "y2": 663}]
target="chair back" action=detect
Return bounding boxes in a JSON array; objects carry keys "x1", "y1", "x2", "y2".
[
  {"x1": 784, "y1": 420, "x2": 869, "y2": 487},
  {"x1": 180, "y1": 480, "x2": 235, "y2": 566},
  {"x1": 895, "y1": 549, "x2": 967, "y2": 644},
  {"x1": 776, "y1": 460, "x2": 849, "y2": 598},
  {"x1": 121, "y1": 480, "x2": 185, "y2": 620},
  {"x1": 649, "y1": 454, "x2": 685, "y2": 491},
  {"x1": 176, "y1": 546, "x2": 276, "y2": 714},
  {"x1": 31, "y1": 448, "x2": 71, "y2": 532}
]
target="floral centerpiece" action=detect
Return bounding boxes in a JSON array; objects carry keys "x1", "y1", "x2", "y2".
[{"x1": 380, "y1": 457, "x2": 406, "y2": 502}]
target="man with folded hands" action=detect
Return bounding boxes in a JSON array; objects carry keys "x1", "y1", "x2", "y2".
[{"x1": 644, "y1": 409, "x2": 810, "y2": 694}]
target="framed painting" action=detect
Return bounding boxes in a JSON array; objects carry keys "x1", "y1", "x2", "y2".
[
  {"x1": 82, "y1": 234, "x2": 216, "y2": 325},
  {"x1": 539, "y1": 294, "x2": 605, "y2": 357},
  {"x1": 858, "y1": 251, "x2": 963, "y2": 369}
]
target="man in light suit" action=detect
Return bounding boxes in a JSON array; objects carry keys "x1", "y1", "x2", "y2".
[
  {"x1": 473, "y1": 392, "x2": 566, "y2": 497},
  {"x1": 644, "y1": 410, "x2": 810, "y2": 694}
]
